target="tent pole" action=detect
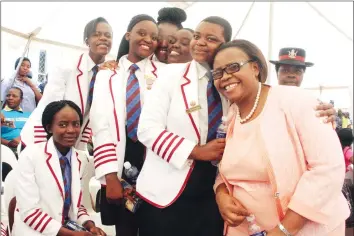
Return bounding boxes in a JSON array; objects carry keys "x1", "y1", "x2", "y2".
[
  {"x1": 267, "y1": 1, "x2": 274, "y2": 85},
  {"x1": 10, "y1": 27, "x2": 41, "y2": 87}
]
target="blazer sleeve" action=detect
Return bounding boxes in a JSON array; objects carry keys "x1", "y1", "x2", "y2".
[
  {"x1": 137, "y1": 65, "x2": 197, "y2": 170},
  {"x1": 286, "y1": 87, "x2": 346, "y2": 224},
  {"x1": 15, "y1": 150, "x2": 62, "y2": 235},
  {"x1": 90, "y1": 70, "x2": 118, "y2": 180},
  {"x1": 76, "y1": 205, "x2": 91, "y2": 226}
]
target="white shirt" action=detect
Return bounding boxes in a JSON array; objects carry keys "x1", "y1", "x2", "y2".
[
  {"x1": 196, "y1": 62, "x2": 210, "y2": 145},
  {"x1": 120, "y1": 55, "x2": 151, "y2": 122}
]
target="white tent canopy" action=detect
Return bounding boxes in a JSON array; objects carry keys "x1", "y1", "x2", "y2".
[{"x1": 1, "y1": 1, "x2": 353, "y2": 109}]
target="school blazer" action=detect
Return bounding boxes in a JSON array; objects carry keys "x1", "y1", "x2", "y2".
[
  {"x1": 90, "y1": 56, "x2": 165, "y2": 184},
  {"x1": 215, "y1": 86, "x2": 350, "y2": 234},
  {"x1": 136, "y1": 60, "x2": 229, "y2": 208},
  {"x1": 20, "y1": 53, "x2": 94, "y2": 151},
  {"x1": 12, "y1": 138, "x2": 91, "y2": 236}
]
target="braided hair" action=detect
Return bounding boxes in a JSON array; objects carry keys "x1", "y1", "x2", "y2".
[
  {"x1": 42, "y1": 100, "x2": 83, "y2": 140},
  {"x1": 116, "y1": 14, "x2": 157, "y2": 61}
]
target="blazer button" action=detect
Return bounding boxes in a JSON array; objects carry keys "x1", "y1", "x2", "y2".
[{"x1": 274, "y1": 192, "x2": 280, "y2": 198}]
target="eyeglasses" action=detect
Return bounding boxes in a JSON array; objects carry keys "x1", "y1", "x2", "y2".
[{"x1": 212, "y1": 60, "x2": 254, "y2": 80}]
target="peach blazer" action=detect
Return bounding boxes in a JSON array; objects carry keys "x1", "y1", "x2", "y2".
[{"x1": 215, "y1": 85, "x2": 350, "y2": 234}]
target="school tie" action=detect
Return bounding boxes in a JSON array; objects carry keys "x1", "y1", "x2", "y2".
[
  {"x1": 87, "y1": 65, "x2": 99, "y2": 107},
  {"x1": 206, "y1": 72, "x2": 223, "y2": 142},
  {"x1": 59, "y1": 156, "x2": 71, "y2": 220},
  {"x1": 126, "y1": 64, "x2": 141, "y2": 142}
]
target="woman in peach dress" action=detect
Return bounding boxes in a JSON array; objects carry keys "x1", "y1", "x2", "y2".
[{"x1": 212, "y1": 40, "x2": 349, "y2": 235}]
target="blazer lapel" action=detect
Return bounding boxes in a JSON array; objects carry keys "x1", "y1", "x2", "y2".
[
  {"x1": 75, "y1": 53, "x2": 89, "y2": 115},
  {"x1": 45, "y1": 139, "x2": 64, "y2": 201},
  {"x1": 149, "y1": 60, "x2": 158, "y2": 78},
  {"x1": 180, "y1": 61, "x2": 201, "y2": 143}
]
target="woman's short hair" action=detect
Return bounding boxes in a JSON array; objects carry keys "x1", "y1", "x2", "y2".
[
  {"x1": 83, "y1": 17, "x2": 110, "y2": 43},
  {"x1": 182, "y1": 28, "x2": 194, "y2": 34},
  {"x1": 202, "y1": 16, "x2": 232, "y2": 42},
  {"x1": 213, "y1": 39, "x2": 268, "y2": 83},
  {"x1": 42, "y1": 100, "x2": 83, "y2": 140}
]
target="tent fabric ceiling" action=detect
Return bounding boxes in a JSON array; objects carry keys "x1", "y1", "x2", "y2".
[{"x1": 1, "y1": 2, "x2": 353, "y2": 108}]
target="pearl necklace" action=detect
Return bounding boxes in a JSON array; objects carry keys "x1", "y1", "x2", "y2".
[{"x1": 237, "y1": 82, "x2": 262, "y2": 124}]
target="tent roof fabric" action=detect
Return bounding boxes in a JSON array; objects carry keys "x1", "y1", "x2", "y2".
[{"x1": 1, "y1": 2, "x2": 353, "y2": 109}]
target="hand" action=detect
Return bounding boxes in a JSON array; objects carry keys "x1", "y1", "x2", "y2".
[
  {"x1": 216, "y1": 191, "x2": 249, "y2": 227},
  {"x1": 0, "y1": 113, "x2": 4, "y2": 123},
  {"x1": 190, "y1": 138, "x2": 226, "y2": 161},
  {"x1": 18, "y1": 76, "x2": 32, "y2": 85},
  {"x1": 89, "y1": 226, "x2": 106, "y2": 236},
  {"x1": 99, "y1": 60, "x2": 118, "y2": 71},
  {"x1": 8, "y1": 139, "x2": 19, "y2": 148},
  {"x1": 314, "y1": 101, "x2": 335, "y2": 124},
  {"x1": 105, "y1": 173, "x2": 124, "y2": 204}
]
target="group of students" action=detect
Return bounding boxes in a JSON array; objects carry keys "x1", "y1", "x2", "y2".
[{"x1": 4, "y1": 6, "x2": 350, "y2": 236}]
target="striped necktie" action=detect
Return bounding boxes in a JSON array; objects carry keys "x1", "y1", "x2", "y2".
[
  {"x1": 59, "y1": 156, "x2": 71, "y2": 220},
  {"x1": 87, "y1": 65, "x2": 99, "y2": 107},
  {"x1": 126, "y1": 64, "x2": 141, "y2": 142},
  {"x1": 206, "y1": 72, "x2": 222, "y2": 142}
]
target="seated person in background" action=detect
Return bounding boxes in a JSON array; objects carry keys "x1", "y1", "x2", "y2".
[
  {"x1": 1, "y1": 57, "x2": 42, "y2": 112},
  {"x1": 1, "y1": 87, "x2": 31, "y2": 154}
]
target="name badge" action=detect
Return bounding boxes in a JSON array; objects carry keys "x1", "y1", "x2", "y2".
[
  {"x1": 145, "y1": 74, "x2": 156, "y2": 90},
  {"x1": 186, "y1": 105, "x2": 201, "y2": 114}
]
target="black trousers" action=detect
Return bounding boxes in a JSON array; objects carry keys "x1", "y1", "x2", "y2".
[
  {"x1": 137, "y1": 193, "x2": 223, "y2": 236},
  {"x1": 100, "y1": 186, "x2": 138, "y2": 236}
]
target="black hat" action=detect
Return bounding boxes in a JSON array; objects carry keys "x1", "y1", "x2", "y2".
[{"x1": 270, "y1": 47, "x2": 314, "y2": 67}]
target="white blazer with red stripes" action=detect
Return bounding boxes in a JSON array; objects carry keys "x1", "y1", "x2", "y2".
[
  {"x1": 20, "y1": 52, "x2": 95, "y2": 151},
  {"x1": 90, "y1": 56, "x2": 165, "y2": 184},
  {"x1": 12, "y1": 138, "x2": 90, "y2": 236},
  {"x1": 136, "y1": 60, "x2": 228, "y2": 208},
  {"x1": 1, "y1": 222, "x2": 8, "y2": 236}
]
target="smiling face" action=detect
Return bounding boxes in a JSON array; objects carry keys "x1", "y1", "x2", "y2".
[
  {"x1": 190, "y1": 21, "x2": 225, "y2": 65},
  {"x1": 156, "y1": 22, "x2": 179, "y2": 63},
  {"x1": 126, "y1": 20, "x2": 159, "y2": 63},
  {"x1": 167, "y1": 29, "x2": 193, "y2": 64},
  {"x1": 87, "y1": 22, "x2": 112, "y2": 57},
  {"x1": 48, "y1": 105, "x2": 81, "y2": 149},
  {"x1": 213, "y1": 47, "x2": 260, "y2": 105}
]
